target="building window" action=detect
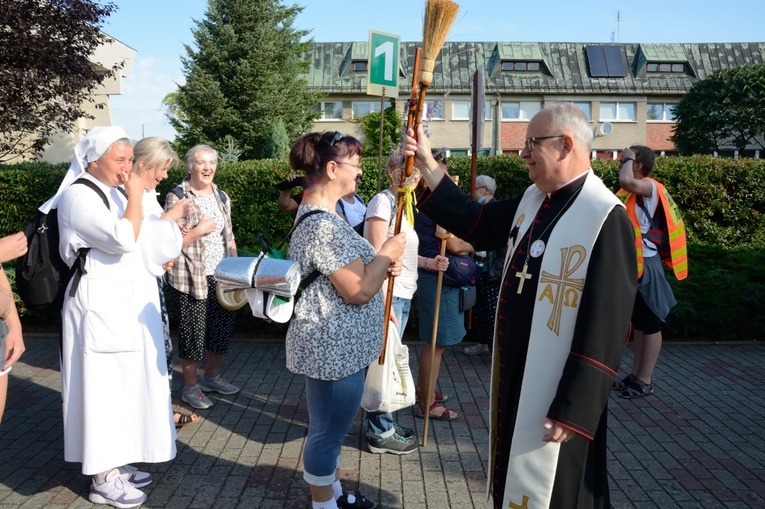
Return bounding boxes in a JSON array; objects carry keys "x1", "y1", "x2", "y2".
[
  {"x1": 646, "y1": 103, "x2": 677, "y2": 122},
  {"x1": 572, "y1": 101, "x2": 591, "y2": 120},
  {"x1": 600, "y1": 102, "x2": 636, "y2": 121},
  {"x1": 352, "y1": 61, "x2": 367, "y2": 72},
  {"x1": 351, "y1": 101, "x2": 381, "y2": 119},
  {"x1": 647, "y1": 62, "x2": 686, "y2": 73},
  {"x1": 424, "y1": 100, "x2": 445, "y2": 120},
  {"x1": 485, "y1": 99, "x2": 492, "y2": 120},
  {"x1": 452, "y1": 101, "x2": 470, "y2": 120},
  {"x1": 314, "y1": 101, "x2": 343, "y2": 121},
  {"x1": 500, "y1": 61, "x2": 541, "y2": 72},
  {"x1": 501, "y1": 101, "x2": 541, "y2": 121}
]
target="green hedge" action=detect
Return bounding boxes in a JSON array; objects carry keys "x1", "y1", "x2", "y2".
[{"x1": 2, "y1": 155, "x2": 765, "y2": 340}]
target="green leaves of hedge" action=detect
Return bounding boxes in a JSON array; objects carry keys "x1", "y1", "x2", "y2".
[{"x1": 3, "y1": 155, "x2": 765, "y2": 339}]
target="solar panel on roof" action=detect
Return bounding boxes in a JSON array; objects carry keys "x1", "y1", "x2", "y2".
[
  {"x1": 585, "y1": 45, "x2": 627, "y2": 78},
  {"x1": 586, "y1": 46, "x2": 608, "y2": 77},
  {"x1": 604, "y1": 46, "x2": 627, "y2": 77}
]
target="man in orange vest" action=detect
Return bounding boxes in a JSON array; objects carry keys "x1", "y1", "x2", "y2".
[{"x1": 614, "y1": 145, "x2": 683, "y2": 399}]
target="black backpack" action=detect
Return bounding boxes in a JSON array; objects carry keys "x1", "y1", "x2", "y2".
[{"x1": 15, "y1": 178, "x2": 111, "y2": 311}]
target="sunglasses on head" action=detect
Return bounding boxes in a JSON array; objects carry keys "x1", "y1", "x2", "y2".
[{"x1": 328, "y1": 131, "x2": 344, "y2": 146}]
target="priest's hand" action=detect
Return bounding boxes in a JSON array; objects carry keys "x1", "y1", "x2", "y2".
[
  {"x1": 542, "y1": 419, "x2": 573, "y2": 443},
  {"x1": 402, "y1": 125, "x2": 444, "y2": 190}
]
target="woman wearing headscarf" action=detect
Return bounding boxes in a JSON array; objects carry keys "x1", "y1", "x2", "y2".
[{"x1": 56, "y1": 126, "x2": 177, "y2": 508}]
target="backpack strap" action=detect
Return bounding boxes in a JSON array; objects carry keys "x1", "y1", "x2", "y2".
[
  {"x1": 276, "y1": 209, "x2": 326, "y2": 251},
  {"x1": 636, "y1": 195, "x2": 660, "y2": 248},
  {"x1": 384, "y1": 190, "x2": 397, "y2": 228},
  {"x1": 73, "y1": 177, "x2": 110, "y2": 209},
  {"x1": 170, "y1": 186, "x2": 186, "y2": 200},
  {"x1": 67, "y1": 178, "x2": 112, "y2": 297},
  {"x1": 172, "y1": 185, "x2": 227, "y2": 204},
  {"x1": 279, "y1": 209, "x2": 330, "y2": 294}
]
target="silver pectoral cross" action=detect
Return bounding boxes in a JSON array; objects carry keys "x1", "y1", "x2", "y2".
[{"x1": 515, "y1": 263, "x2": 532, "y2": 294}]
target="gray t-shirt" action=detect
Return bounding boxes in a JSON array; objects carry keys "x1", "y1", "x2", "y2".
[{"x1": 286, "y1": 204, "x2": 383, "y2": 380}]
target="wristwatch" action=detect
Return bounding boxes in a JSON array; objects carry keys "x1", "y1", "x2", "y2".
[{"x1": 621, "y1": 157, "x2": 634, "y2": 164}]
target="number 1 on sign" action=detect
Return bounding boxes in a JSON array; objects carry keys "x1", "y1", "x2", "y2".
[{"x1": 374, "y1": 41, "x2": 394, "y2": 81}]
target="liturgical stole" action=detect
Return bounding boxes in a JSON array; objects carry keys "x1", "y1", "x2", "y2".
[{"x1": 495, "y1": 173, "x2": 622, "y2": 509}]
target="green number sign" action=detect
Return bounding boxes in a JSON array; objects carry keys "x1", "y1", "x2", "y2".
[{"x1": 367, "y1": 30, "x2": 400, "y2": 98}]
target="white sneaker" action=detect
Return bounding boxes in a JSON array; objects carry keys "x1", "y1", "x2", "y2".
[
  {"x1": 463, "y1": 344, "x2": 491, "y2": 356},
  {"x1": 117, "y1": 464, "x2": 153, "y2": 488},
  {"x1": 89, "y1": 469, "x2": 147, "y2": 508},
  {"x1": 182, "y1": 384, "x2": 214, "y2": 409}
]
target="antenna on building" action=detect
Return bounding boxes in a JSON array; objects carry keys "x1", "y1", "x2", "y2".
[{"x1": 616, "y1": 11, "x2": 621, "y2": 43}]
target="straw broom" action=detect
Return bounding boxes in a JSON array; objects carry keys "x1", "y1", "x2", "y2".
[{"x1": 379, "y1": 0, "x2": 459, "y2": 366}]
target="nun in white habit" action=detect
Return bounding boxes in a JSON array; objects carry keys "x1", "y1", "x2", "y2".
[{"x1": 54, "y1": 126, "x2": 176, "y2": 508}]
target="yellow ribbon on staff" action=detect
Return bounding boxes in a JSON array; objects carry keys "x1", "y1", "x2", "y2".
[{"x1": 398, "y1": 186, "x2": 417, "y2": 227}]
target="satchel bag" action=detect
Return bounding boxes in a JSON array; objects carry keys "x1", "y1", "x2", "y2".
[
  {"x1": 458, "y1": 285, "x2": 477, "y2": 312},
  {"x1": 360, "y1": 325, "x2": 416, "y2": 413},
  {"x1": 443, "y1": 253, "x2": 482, "y2": 288}
]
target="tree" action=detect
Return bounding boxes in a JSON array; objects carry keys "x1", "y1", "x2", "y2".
[
  {"x1": 672, "y1": 65, "x2": 765, "y2": 155},
  {"x1": 356, "y1": 99, "x2": 402, "y2": 158},
  {"x1": 0, "y1": 0, "x2": 121, "y2": 163},
  {"x1": 169, "y1": 0, "x2": 322, "y2": 160},
  {"x1": 265, "y1": 118, "x2": 291, "y2": 159}
]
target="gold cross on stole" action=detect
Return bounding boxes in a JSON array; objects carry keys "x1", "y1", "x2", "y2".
[
  {"x1": 509, "y1": 495, "x2": 530, "y2": 509},
  {"x1": 538, "y1": 246, "x2": 586, "y2": 335},
  {"x1": 515, "y1": 263, "x2": 532, "y2": 294}
]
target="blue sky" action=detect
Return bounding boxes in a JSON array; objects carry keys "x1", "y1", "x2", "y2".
[{"x1": 103, "y1": 0, "x2": 765, "y2": 142}]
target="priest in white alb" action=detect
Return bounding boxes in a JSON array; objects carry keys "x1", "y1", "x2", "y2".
[{"x1": 403, "y1": 103, "x2": 637, "y2": 509}]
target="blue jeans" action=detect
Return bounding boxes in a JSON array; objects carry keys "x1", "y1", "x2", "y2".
[
  {"x1": 303, "y1": 369, "x2": 365, "y2": 486},
  {"x1": 367, "y1": 296, "x2": 411, "y2": 438}
]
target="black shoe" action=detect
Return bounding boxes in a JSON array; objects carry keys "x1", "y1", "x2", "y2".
[
  {"x1": 337, "y1": 490, "x2": 378, "y2": 508},
  {"x1": 368, "y1": 433, "x2": 418, "y2": 455}
]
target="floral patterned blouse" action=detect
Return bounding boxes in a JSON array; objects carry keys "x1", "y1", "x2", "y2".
[{"x1": 286, "y1": 204, "x2": 383, "y2": 381}]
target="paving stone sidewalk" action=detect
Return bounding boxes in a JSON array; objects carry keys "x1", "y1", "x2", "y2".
[{"x1": 1, "y1": 336, "x2": 763, "y2": 508}]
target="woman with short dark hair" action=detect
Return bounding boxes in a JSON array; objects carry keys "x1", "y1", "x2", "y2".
[{"x1": 287, "y1": 131, "x2": 405, "y2": 509}]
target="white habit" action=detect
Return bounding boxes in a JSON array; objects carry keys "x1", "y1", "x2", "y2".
[{"x1": 58, "y1": 173, "x2": 177, "y2": 475}]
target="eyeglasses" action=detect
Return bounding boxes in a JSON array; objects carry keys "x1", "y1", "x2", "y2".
[
  {"x1": 335, "y1": 161, "x2": 362, "y2": 170},
  {"x1": 328, "y1": 131, "x2": 344, "y2": 146},
  {"x1": 524, "y1": 135, "x2": 564, "y2": 152}
]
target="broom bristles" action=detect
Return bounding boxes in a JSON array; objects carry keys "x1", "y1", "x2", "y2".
[{"x1": 420, "y1": 0, "x2": 459, "y2": 86}]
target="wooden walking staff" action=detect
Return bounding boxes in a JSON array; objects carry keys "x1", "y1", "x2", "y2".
[
  {"x1": 379, "y1": 0, "x2": 460, "y2": 365},
  {"x1": 422, "y1": 176, "x2": 458, "y2": 446}
]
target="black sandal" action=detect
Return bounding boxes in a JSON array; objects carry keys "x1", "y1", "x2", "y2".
[
  {"x1": 174, "y1": 412, "x2": 199, "y2": 428},
  {"x1": 612, "y1": 373, "x2": 636, "y2": 391},
  {"x1": 619, "y1": 378, "x2": 653, "y2": 399}
]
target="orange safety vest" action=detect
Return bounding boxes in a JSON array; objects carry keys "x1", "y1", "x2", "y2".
[{"x1": 617, "y1": 177, "x2": 687, "y2": 280}]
